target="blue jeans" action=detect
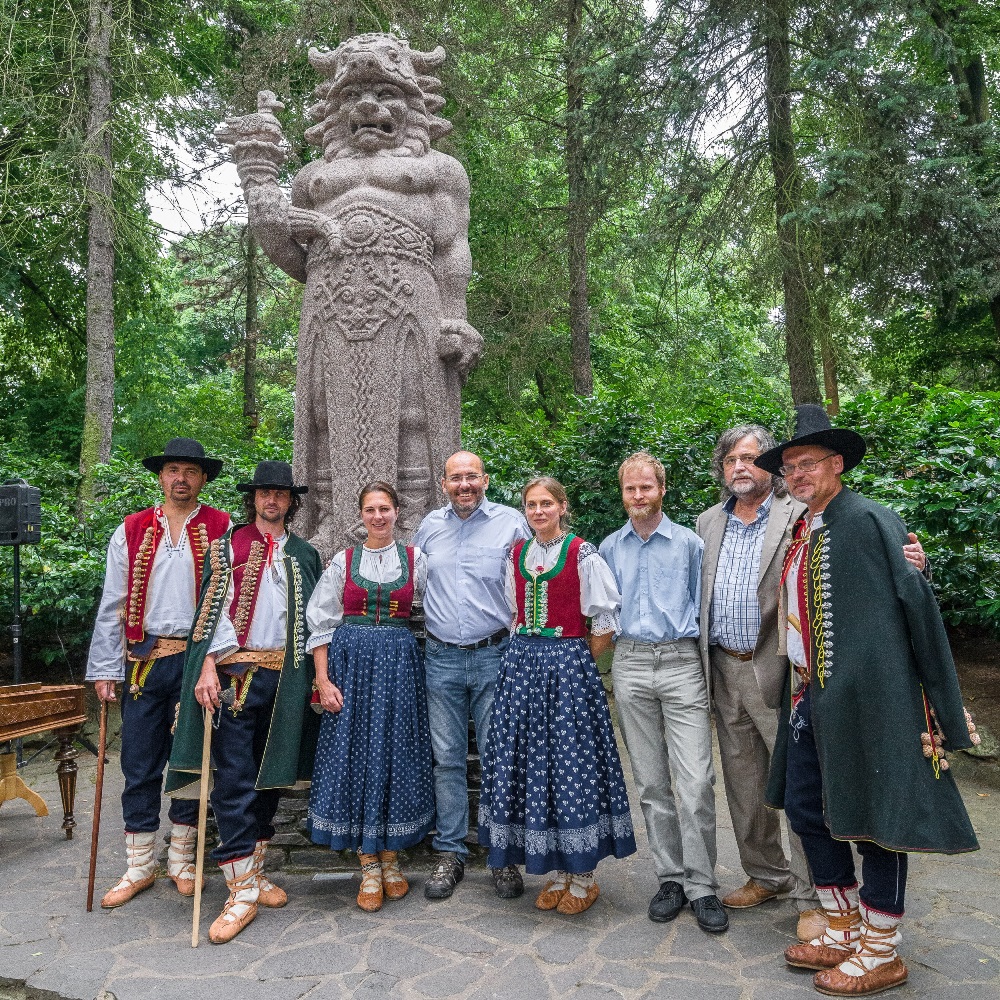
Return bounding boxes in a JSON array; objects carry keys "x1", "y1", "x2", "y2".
[
  {"x1": 119, "y1": 651, "x2": 199, "y2": 833},
  {"x1": 424, "y1": 636, "x2": 507, "y2": 857}
]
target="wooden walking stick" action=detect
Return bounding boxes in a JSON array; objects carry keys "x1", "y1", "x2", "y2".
[
  {"x1": 191, "y1": 705, "x2": 213, "y2": 948},
  {"x1": 86, "y1": 698, "x2": 109, "y2": 912}
]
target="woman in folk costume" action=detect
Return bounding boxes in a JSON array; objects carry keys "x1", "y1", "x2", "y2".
[
  {"x1": 478, "y1": 477, "x2": 636, "y2": 914},
  {"x1": 305, "y1": 481, "x2": 433, "y2": 910}
]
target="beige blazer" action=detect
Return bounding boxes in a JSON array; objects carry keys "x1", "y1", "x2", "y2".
[{"x1": 696, "y1": 493, "x2": 805, "y2": 709}]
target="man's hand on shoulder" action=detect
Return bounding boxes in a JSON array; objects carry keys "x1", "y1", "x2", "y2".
[{"x1": 903, "y1": 532, "x2": 927, "y2": 573}]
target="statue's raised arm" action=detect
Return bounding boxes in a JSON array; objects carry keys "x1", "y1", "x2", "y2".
[{"x1": 219, "y1": 34, "x2": 482, "y2": 559}]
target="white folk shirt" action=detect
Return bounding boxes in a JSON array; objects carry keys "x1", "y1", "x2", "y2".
[
  {"x1": 306, "y1": 543, "x2": 428, "y2": 652},
  {"x1": 785, "y1": 512, "x2": 824, "y2": 672},
  {"x1": 209, "y1": 533, "x2": 291, "y2": 661},
  {"x1": 86, "y1": 505, "x2": 230, "y2": 682},
  {"x1": 504, "y1": 535, "x2": 622, "y2": 636}
]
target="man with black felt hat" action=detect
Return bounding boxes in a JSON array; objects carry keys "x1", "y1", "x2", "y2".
[
  {"x1": 756, "y1": 405, "x2": 979, "y2": 996},
  {"x1": 167, "y1": 460, "x2": 323, "y2": 944},
  {"x1": 86, "y1": 438, "x2": 231, "y2": 909}
]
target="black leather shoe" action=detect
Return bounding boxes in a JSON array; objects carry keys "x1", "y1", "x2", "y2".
[
  {"x1": 491, "y1": 865, "x2": 524, "y2": 899},
  {"x1": 648, "y1": 880, "x2": 685, "y2": 923},
  {"x1": 424, "y1": 853, "x2": 465, "y2": 900},
  {"x1": 691, "y1": 894, "x2": 729, "y2": 933}
]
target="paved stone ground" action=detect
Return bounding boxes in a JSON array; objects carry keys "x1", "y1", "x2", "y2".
[{"x1": 1, "y1": 734, "x2": 998, "y2": 1000}]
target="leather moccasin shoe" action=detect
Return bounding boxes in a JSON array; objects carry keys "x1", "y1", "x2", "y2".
[
  {"x1": 424, "y1": 852, "x2": 465, "y2": 900},
  {"x1": 722, "y1": 879, "x2": 780, "y2": 909},
  {"x1": 491, "y1": 865, "x2": 524, "y2": 899},
  {"x1": 691, "y1": 894, "x2": 729, "y2": 933},
  {"x1": 785, "y1": 940, "x2": 852, "y2": 971},
  {"x1": 555, "y1": 880, "x2": 600, "y2": 915},
  {"x1": 813, "y1": 957, "x2": 908, "y2": 996},
  {"x1": 648, "y1": 880, "x2": 685, "y2": 923},
  {"x1": 536, "y1": 875, "x2": 570, "y2": 910},
  {"x1": 797, "y1": 907, "x2": 831, "y2": 943}
]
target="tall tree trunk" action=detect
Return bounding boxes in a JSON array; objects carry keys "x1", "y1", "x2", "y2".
[
  {"x1": 243, "y1": 226, "x2": 259, "y2": 437},
  {"x1": 763, "y1": 1, "x2": 821, "y2": 405},
  {"x1": 817, "y1": 303, "x2": 840, "y2": 415},
  {"x1": 77, "y1": 0, "x2": 115, "y2": 518},
  {"x1": 565, "y1": 0, "x2": 594, "y2": 396}
]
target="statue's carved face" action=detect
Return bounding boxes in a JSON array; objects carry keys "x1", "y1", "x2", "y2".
[{"x1": 334, "y1": 82, "x2": 409, "y2": 153}]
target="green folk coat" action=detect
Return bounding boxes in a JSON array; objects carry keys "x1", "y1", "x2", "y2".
[
  {"x1": 766, "y1": 487, "x2": 979, "y2": 855},
  {"x1": 166, "y1": 528, "x2": 323, "y2": 797}
]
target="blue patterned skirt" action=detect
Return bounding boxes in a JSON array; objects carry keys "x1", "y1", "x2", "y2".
[
  {"x1": 307, "y1": 623, "x2": 435, "y2": 853},
  {"x1": 478, "y1": 635, "x2": 636, "y2": 874}
]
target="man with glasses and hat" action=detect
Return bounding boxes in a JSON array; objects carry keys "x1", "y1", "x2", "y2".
[
  {"x1": 167, "y1": 461, "x2": 323, "y2": 944},
  {"x1": 86, "y1": 437, "x2": 231, "y2": 909},
  {"x1": 756, "y1": 405, "x2": 978, "y2": 996}
]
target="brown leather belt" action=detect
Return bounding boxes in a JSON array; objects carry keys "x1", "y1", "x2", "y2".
[
  {"x1": 127, "y1": 637, "x2": 187, "y2": 662},
  {"x1": 217, "y1": 648, "x2": 284, "y2": 671},
  {"x1": 714, "y1": 644, "x2": 754, "y2": 662}
]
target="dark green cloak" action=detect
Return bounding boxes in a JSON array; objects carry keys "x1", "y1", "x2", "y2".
[
  {"x1": 166, "y1": 527, "x2": 323, "y2": 796},
  {"x1": 766, "y1": 487, "x2": 979, "y2": 855}
]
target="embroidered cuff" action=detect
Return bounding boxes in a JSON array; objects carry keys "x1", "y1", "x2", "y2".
[
  {"x1": 591, "y1": 611, "x2": 618, "y2": 636},
  {"x1": 306, "y1": 629, "x2": 335, "y2": 653}
]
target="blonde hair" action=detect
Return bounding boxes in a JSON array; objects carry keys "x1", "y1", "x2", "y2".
[
  {"x1": 617, "y1": 451, "x2": 666, "y2": 489},
  {"x1": 521, "y1": 476, "x2": 572, "y2": 530}
]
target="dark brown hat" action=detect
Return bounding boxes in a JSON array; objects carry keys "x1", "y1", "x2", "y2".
[
  {"x1": 754, "y1": 404, "x2": 866, "y2": 475},
  {"x1": 142, "y1": 438, "x2": 223, "y2": 481},
  {"x1": 236, "y1": 461, "x2": 308, "y2": 495}
]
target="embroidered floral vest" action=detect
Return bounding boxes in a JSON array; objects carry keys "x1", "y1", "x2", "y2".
[
  {"x1": 228, "y1": 523, "x2": 281, "y2": 647},
  {"x1": 342, "y1": 544, "x2": 414, "y2": 626},
  {"x1": 513, "y1": 534, "x2": 586, "y2": 638},
  {"x1": 123, "y1": 504, "x2": 229, "y2": 642}
]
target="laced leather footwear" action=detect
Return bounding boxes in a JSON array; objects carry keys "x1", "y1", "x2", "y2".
[
  {"x1": 722, "y1": 879, "x2": 780, "y2": 909},
  {"x1": 648, "y1": 880, "x2": 685, "y2": 923},
  {"x1": 209, "y1": 854, "x2": 259, "y2": 944},
  {"x1": 166, "y1": 823, "x2": 200, "y2": 897},
  {"x1": 535, "y1": 872, "x2": 570, "y2": 910},
  {"x1": 555, "y1": 874, "x2": 600, "y2": 915},
  {"x1": 253, "y1": 839, "x2": 287, "y2": 908},
  {"x1": 379, "y1": 850, "x2": 409, "y2": 900},
  {"x1": 357, "y1": 853, "x2": 384, "y2": 912},
  {"x1": 813, "y1": 903, "x2": 907, "y2": 997},
  {"x1": 101, "y1": 832, "x2": 156, "y2": 909},
  {"x1": 424, "y1": 852, "x2": 465, "y2": 900},
  {"x1": 786, "y1": 885, "x2": 861, "y2": 971},
  {"x1": 798, "y1": 907, "x2": 831, "y2": 943},
  {"x1": 491, "y1": 865, "x2": 524, "y2": 899},
  {"x1": 691, "y1": 894, "x2": 730, "y2": 933}
]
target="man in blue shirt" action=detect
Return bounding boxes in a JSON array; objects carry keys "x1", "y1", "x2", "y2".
[
  {"x1": 413, "y1": 450, "x2": 530, "y2": 901},
  {"x1": 599, "y1": 451, "x2": 726, "y2": 933}
]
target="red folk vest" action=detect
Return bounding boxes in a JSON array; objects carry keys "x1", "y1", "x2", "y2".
[
  {"x1": 513, "y1": 534, "x2": 586, "y2": 638},
  {"x1": 124, "y1": 504, "x2": 229, "y2": 642},
  {"x1": 228, "y1": 523, "x2": 281, "y2": 647},
  {"x1": 342, "y1": 544, "x2": 415, "y2": 625}
]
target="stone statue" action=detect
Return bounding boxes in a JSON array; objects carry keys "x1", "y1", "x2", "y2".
[{"x1": 216, "y1": 34, "x2": 483, "y2": 557}]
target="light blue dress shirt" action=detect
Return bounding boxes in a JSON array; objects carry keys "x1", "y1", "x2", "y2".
[
  {"x1": 599, "y1": 514, "x2": 703, "y2": 643},
  {"x1": 413, "y1": 498, "x2": 530, "y2": 645}
]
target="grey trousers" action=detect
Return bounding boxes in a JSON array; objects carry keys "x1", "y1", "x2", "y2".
[
  {"x1": 710, "y1": 645, "x2": 817, "y2": 908},
  {"x1": 612, "y1": 637, "x2": 718, "y2": 900}
]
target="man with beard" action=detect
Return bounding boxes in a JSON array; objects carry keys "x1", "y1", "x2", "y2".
[
  {"x1": 697, "y1": 426, "x2": 928, "y2": 943},
  {"x1": 86, "y1": 438, "x2": 230, "y2": 908},
  {"x1": 413, "y1": 450, "x2": 530, "y2": 901},
  {"x1": 168, "y1": 461, "x2": 323, "y2": 944},
  {"x1": 599, "y1": 452, "x2": 727, "y2": 934}
]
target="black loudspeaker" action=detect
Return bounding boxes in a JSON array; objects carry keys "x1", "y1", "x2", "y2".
[{"x1": 0, "y1": 479, "x2": 41, "y2": 545}]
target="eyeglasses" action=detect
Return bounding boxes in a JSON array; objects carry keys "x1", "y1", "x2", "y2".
[
  {"x1": 778, "y1": 454, "x2": 837, "y2": 477},
  {"x1": 445, "y1": 474, "x2": 483, "y2": 484},
  {"x1": 722, "y1": 453, "x2": 761, "y2": 468}
]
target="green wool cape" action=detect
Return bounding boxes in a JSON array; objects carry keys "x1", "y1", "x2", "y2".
[
  {"x1": 166, "y1": 527, "x2": 323, "y2": 797},
  {"x1": 766, "y1": 487, "x2": 979, "y2": 855}
]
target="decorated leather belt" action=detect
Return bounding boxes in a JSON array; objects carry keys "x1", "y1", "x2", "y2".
[
  {"x1": 216, "y1": 648, "x2": 285, "y2": 671},
  {"x1": 714, "y1": 644, "x2": 754, "y2": 662},
  {"x1": 127, "y1": 637, "x2": 187, "y2": 662},
  {"x1": 427, "y1": 627, "x2": 509, "y2": 651}
]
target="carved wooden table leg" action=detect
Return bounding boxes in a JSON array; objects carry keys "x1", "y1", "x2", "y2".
[
  {"x1": 0, "y1": 750, "x2": 49, "y2": 816},
  {"x1": 53, "y1": 726, "x2": 80, "y2": 839}
]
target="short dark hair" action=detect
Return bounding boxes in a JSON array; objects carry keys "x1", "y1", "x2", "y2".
[
  {"x1": 711, "y1": 424, "x2": 786, "y2": 499},
  {"x1": 358, "y1": 481, "x2": 400, "y2": 511},
  {"x1": 241, "y1": 490, "x2": 302, "y2": 529}
]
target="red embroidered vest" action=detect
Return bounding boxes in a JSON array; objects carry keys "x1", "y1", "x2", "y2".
[
  {"x1": 124, "y1": 504, "x2": 229, "y2": 642},
  {"x1": 513, "y1": 534, "x2": 586, "y2": 638},
  {"x1": 342, "y1": 544, "x2": 415, "y2": 625},
  {"x1": 228, "y1": 523, "x2": 280, "y2": 647}
]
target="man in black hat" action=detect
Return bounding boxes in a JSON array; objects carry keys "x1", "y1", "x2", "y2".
[
  {"x1": 167, "y1": 461, "x2": 323, "y2": 944},
  {"x1": 86, "y1": 438, "x2": 231, "y2": 909},
  {"x1": 756, "y1": 405, "x2": 978, "y2": 996}
]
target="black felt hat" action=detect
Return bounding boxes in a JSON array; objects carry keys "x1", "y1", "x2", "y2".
[
  {"x1": 236, "y1": 460, "x2": 308, "y2": 495},
  {"x1": 142, "y1": 438, "x2": 223, "y2": 481},
  {"x1": 754, "y1": 404, "x2": 867, "y2": 475}
]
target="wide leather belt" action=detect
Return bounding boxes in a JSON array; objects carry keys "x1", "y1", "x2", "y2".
[
  {"x1": 427, "y1": 627, "x2": 509, "y2": 651},
  {"x1": 217, "y1": 648, "x2": 285, "y2": 671},
  {"x1": 714, "y1": 644, "x2": 754, "y2": 662},
  {"x1": 127, "y1": 637, "x2": 187, "y2": 662}
]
